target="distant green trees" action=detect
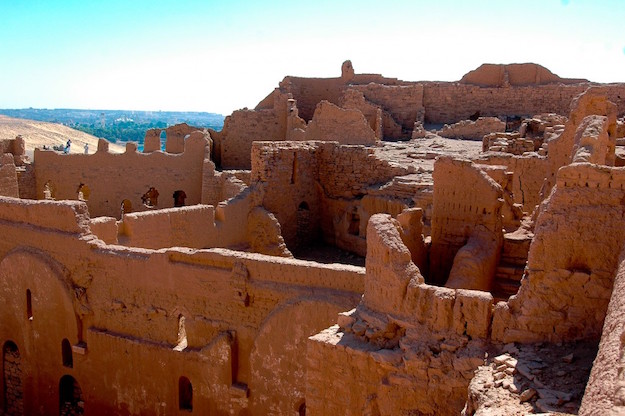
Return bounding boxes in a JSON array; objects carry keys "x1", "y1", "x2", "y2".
[
  {"x1": 0, "y1": 108, "x2": 225, "y2": 145},
  {"x1": 73, "y1": 120, "x2": 168, "y2": 144}
]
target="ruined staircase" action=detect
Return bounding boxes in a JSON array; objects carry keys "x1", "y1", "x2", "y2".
[{"x1": 492, "y1": 232, "x2": 532, "y2": 302}]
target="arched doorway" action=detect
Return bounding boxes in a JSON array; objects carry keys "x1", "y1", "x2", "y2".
[
  {"x1": 59, "y1": 375, "x2": 83, "y2": 416},
  {"x1": 179, "y1": 376, "x2": 192, "y2": 411},
  {"x1": 3, "y1": 341, "x2": 23, "y2": 415}
]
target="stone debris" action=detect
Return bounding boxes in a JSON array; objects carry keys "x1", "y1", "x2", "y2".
[{"x1": 463, "y1": 340, "x2": 597, "y2": 415}]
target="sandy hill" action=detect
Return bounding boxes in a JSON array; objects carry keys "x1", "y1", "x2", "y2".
[{"x1": 0, "y1": 115, "x2": 124, "y2": 157}]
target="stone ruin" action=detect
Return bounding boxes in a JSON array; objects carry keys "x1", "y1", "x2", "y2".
[{"x1": 0, "y1": 61, "x2": 625, "y2": 415}]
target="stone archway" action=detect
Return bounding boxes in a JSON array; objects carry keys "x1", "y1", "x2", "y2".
[
  {"x1": 248, "y1": 298, "x2": 347, "y2": 415},
  {"x1": 0, "y1": 249, "x2": 81, "y2": 414},
  {"x1": 59, "y1": 375, "x2": 83, "y2": 416}
]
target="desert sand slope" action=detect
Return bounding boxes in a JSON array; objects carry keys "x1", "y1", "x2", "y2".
[{"x1": 0, "y1": 115, "x2": 125, "y2": 157}]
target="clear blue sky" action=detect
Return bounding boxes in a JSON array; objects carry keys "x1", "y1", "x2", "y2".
[{"x1": 1, "y1": 0, "x2": 623, "y2": 115}]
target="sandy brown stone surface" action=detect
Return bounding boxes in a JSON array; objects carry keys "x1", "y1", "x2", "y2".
[
  {"x1": 373, "y1": 134, "x2": 484, "y2": 180},
  {"x1": 0, "y1": 115, "x2": 123, "y2": 157}
]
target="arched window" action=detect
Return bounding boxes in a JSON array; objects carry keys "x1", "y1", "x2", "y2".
[
  {"x1": 173, "y1": 314, "x2": 188, "y2": 352},
  {"x1": 298, "y1": 401, "x2": 306, "y2": 416},
  {"x1": 179, "y1": 376, "x2": 193, "y2": 411},
  {"x1": 62, "y1": 339, "x2": 73, "y2": 368},
  {"x1": 120, "y1": 199, "x2": 132, "y2": 219},
  {"x1": 173, "y1": 190, "x2": 187, "y2": 207},
  {"x1": 141, "y1": 187, "x2": 159, "y2": 207},
  {"x1": 76, "y1": 183, "x2": 90, "y2": 201},
  {"x1": 26, "y1": 289, "x2": 32, "y2": 321},
  {"x1": 159, "y1": 130, "x2": 167, "y2": 150}
]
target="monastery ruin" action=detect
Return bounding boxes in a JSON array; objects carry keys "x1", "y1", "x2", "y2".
[{"x1": 1, "y1": 61, "x2": 625, "y2": 415}]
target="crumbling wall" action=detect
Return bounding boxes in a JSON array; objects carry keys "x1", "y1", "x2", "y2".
[
  {"x1": 459, "y1": 63, "x2": 580, "y2": 87},
  {"x1": 0, "y1": 196, "x2": 364, "y2": 415},
  {"x1": 250, "y1": 141, "x2": 412, "y2": 255},
  {"x1": 0, "y1": 154, "x2": 19, "y2": 198},
  {"x1": 482, "y1": 132, "x2": 535, "y2": 154},
  {"x1": 220, "y1": 109, "x2": 285, "y2": 169},
  {"x1": 476, "y1": 151, "x2": 549, "y2": 214},
  {"x1": 438, "y1": 117, "x2": 505, "y2": 141},
  {"x1": 119, "y1": 189, "x2": 283, "y2": 253},
  {"x1": 0, "y1": 136, "x2": 27, "y2": 166},
  {"x1": 430, "y1": 157, "x2": 503, "y2": 285},
  {"x1": 422, "y1": 83, "x2": 625, "y2": 125},
  {"x1": 350, "y1": 83, "x2": 425, "y2": 138},
  {"x1": 307, "y1": 214, "x2": 492, "y2": 415},
  {"x1": 304, "y1": 101, "x2": 377, "y2": 145},
  {"x1": 317, "y1": 143, "x2": 411, "y2": 199},
  {"x1": 201, "y1": 161, "x2": 249, "y2": 207},
  {"x1": 278, "y1": 76, "x2": 346, "y2": 122},
  {"x1": 316, "y1": 143, "x2": 412, "y2": 254},
  {"x1": 89, "y1": 216, "x2": 118, "y2": 244},
  {"x1": 34, "y1": 135, "x2": 209, "y2": 218},
  {"x1": 247, "y1": 207, "x2": 292, "y2": 257},
  {"x1": 493, "y1": 163, "x2": 625, "y2": 343},
  {"x1": 119, "y1": 205, "x2": 220, "y2": 249},
  {"x1": 251, "y1": 141, "x2": 321, "y2": 252},
  {"x1": 338, "y1": 88, "x2": 383, "y2": 139},
  {"x1": 579, "y1": 245, "x2": 625, "y2": 415},
  {"x1": 164, "y1": 123, "x2": 200, "y2": 154},
  {"x1": 571, "y1": 115, "x2": 615, "y2": 165},
  {"x1": 220, "y1": 90, "x2": 297, "y2": 169},
  {"x1": 143, "y1": 128, "x2": 162, "y2": 152},
  {"x1": 545, "y1": 87, "x2": 618, "y2": 196},
  {"x1": 143, "y1": 123, "x2": 205, "y2": 154}
]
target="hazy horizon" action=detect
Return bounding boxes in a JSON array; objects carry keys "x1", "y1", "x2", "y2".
[
  {"x1": 2, "y1": 0, "x2": 624, "y2": 115},
  {"x1": 0, "y1": 107, "x2": 224, "y2": 115}
]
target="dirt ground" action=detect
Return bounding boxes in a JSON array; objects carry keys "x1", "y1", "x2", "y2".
[{"x1": 0, "y1": 115, "x2": 124, "y2": 158}]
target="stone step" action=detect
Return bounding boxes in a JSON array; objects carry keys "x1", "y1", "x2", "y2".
[
  {"x1": 495, "y1": 263, "x2": 525, "y2": 282},
  {"x1": 492, "y1": 278, "x2": 522, "y2": 301},
  {"x1": 500, "y1": 257, "x2": 527, "y2": 268},
  {"x1": 492, "y1": 261, "x2": 526, "y2": 300}
]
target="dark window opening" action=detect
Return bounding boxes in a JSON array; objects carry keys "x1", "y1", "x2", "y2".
[
  {"x1": 179, "y1": 376, "x2": 193, "y2": 411},
  {"x1": 348, "y1": 209, "x2": 360, "y2": 236},
  {"x1": 173, "y1": 190, "x2": 187, "y2": 207},
  {"x1": 141, "y1": 187, "x2": 159, "y2": 207},
  {"x1": 62, "y1": 339, "x2": 73, "y2": 368}
]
